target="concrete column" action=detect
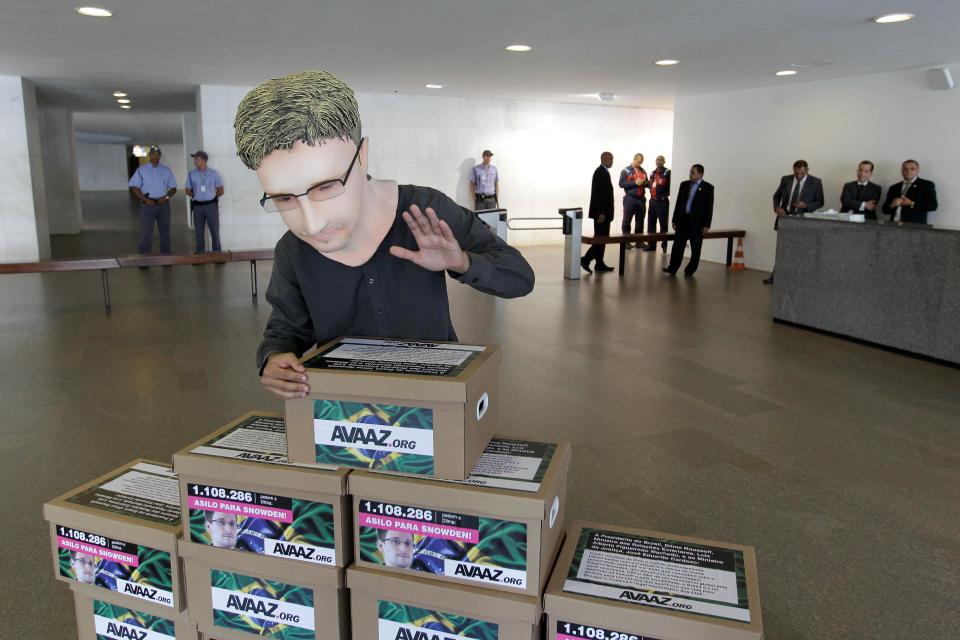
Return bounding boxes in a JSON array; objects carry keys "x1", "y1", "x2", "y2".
[
  {"x1": 40, "y1": 107, "x2": 83, "y2": 235},
  {"x1": 0, "y1": 76, "x2": 49, "y2": 261}
]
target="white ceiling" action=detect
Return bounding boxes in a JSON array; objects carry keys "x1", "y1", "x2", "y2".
[
  {"x1": 2, "y1": 0, "x2": 958, "y2": 129},
  {"x1": 73, "y1": 111, "x2": 187, "y2": 144}
]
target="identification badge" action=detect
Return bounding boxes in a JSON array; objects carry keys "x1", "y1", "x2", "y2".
[{"x1": 201, "y1": 185, "x2": 207, "y2": 192}]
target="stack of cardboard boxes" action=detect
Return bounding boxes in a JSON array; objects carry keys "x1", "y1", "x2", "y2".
[{"x1": 44, "y1": 337, "x2": 764, "y2": 640}]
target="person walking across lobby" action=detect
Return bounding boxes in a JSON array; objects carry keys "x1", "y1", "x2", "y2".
[
  {"x1": 766, "y1": 159, "x2": 824, "y2": 284},
  {"x1": 663, "y1": 164, "x2": 713, "y2": 278},
  {"x1": 840, "y1": 161, "x2": 881, "y2": 218},
  {"x1": 881, "y1": 159, "x2": 938, "y2": 224},
  {"x1": 582, "y1": 151, "x2": 615, "y2": 273}
]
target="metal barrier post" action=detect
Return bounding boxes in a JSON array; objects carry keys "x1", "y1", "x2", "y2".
[
  {"x1": 559, "y1": 207, "x2": 583, "y2": 280},
  {"x1": 477, "y1": 208, "x2": 509, "y2": 242}
]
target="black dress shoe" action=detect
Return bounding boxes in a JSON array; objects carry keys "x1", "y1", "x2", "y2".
[
  {"x1": 763, "y1": 275, "x2": 774, "y2": 284},
  {"x1": 595, "y1": 263, "x2": 614, "y2": 272},
  {"x1": 662, "y1": 267, "x2": 676, "y2": 276},
  {"x1": 580, "y1": 258, "x2": 593, "y2": 273}
]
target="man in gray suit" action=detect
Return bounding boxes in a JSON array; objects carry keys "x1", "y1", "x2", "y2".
[{"x1": 766, "y1": 159, "x2": 824, "y2": 284}]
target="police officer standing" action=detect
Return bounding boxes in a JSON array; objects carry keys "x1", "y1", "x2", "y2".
[
  {"x1": 129, "y1": 146, "x2": 177, "y2": 254},
  {"x1": 184, "y1": 150, "x2": 225, "y2": 253},
  {"x1": 469, "y1": 150, "x2": 499, "y2": 211}
]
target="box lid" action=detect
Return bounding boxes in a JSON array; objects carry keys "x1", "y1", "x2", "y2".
[
  {"x1": 301, "y1": 337, "x2": 501, "y2": 403},
  {"x1": 349, "y1": 438, "x2": 571, "y2": 520},
  {"x1": 544, "y1": 521, "x2": 763, "y2": 640},
  {"x1": 348, "y1": 565, "x2": 540, "y2": 623},
  {"x1": 43, "y1": 460, "x2": 181, "y2": 544},
  {"x1": 70, "y1": 580, "x2": 192, "y2": 623},
  {"x1": 172, "y1": 411, "x2": 348, "y2": 495}
]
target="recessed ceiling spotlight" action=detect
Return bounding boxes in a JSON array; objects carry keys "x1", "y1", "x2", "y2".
[
  {"x1": 112, "y1": 91, "x2": 127, "y2": 97},
  {"x1": 75, "y1": 7, "x2": 113, "y2": 17},
  {"x1": 505, "y1": 44, "x2": 532, "y2": 52},
  {"x1": 655, "y1": 59, "x2": 679, "y2": 66},
  {"x1": 875, "y1": 13, "x2": 914, "y2": 24},
  {"x1": 116, "y1": 98, "x2": 130, "y2": 104},
  {"x1": 775, "y1": 70, "x2": 798, "y2": 76},
  {"x1": 425, "y1": 84, "x2": 443, "y2": 89},
  {"x1": 597, "y1": 93, "x2": 614, "y2": 102},
  {"x1": 120, "y1": 105, "x2": 131, "y2": 109}
]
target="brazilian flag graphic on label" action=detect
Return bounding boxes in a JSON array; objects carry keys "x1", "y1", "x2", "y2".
[
  {"x1": 93, "y1": 600, "x2": 176, "y2": 640},
  {"x1": 377, "y1": 600, "x2": 498, "y2": 640},
  {"x1": 211, "y1": 569, "x2": 315, "y2": 640},
  {"x1": 359, "y1": 500, "x2": 527, "y2": 589},
  {"x1": 313, "y1": 400, "x2": 434, "y2": 475},
  {"x1": 58, "y1": 524, "x2": 174, "y2": 607}
]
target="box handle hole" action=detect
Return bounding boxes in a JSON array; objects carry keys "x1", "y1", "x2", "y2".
[{"x1": 476, "y1": 392, "x2": 490, "y2": 421}]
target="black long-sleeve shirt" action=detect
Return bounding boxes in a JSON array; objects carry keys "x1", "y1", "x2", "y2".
[{"x1": 257, "y1": 184, "x2": 535, "y2": 370}]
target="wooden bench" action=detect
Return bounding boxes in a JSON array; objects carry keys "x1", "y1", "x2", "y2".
[
  {"x1": 0, "y1": 257, "x2": 120, "y2": 310},
  {"x1": 582, "y1": 229, "x2": 746, "y2": 276},
  {"x1": 1, "y1": 250, "x2": 274, "y2": 311}
]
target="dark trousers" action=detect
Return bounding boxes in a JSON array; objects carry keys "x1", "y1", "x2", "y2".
[
  {"x1": 583, "y1": 219, "x2": 611, "y2": 265},
  {"x1": 474, "y1": 195, "x2": 498, "y2": 211},
  {"x1": 622, "y1": 196, "x2": 645, "y2": 234},
  {"x1": 192, "y1": 202, "x2": 222, "y2": 252},
  {"x1": 648, "y1": 200, "x2": 669, "y2": 248},
  {"x1": 667, "y1": 216, "x2": 703, "y2": 275},
  {"x1": 137, "y1": 202, "x2": 171, "y2": 254}
]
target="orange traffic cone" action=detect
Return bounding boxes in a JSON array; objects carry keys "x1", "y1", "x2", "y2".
[{"x1": 729, "y1": 238, "x2": 746, "y2": 270}]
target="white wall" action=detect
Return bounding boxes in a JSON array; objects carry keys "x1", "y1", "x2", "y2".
[
  {"x1": 198, "y1": 84, "x2": 673, "y2": 249},
  {"x1": 40, "y1": 107, "x2": 82, "y2": 234},
  {"x1": 0, "y1": 76, "x2": 49, "y2": 262},
  {"x1": 673, "y1": 66, "x2": 960, "y2": 271},
  {"x1": 76, "y1": 142, "x2": 128, "y2": 191}
]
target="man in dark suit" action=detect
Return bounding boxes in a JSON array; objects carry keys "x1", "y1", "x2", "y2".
[
  {"x1": 765, "y1": 159, "x2": 824, "y2": 284},
  {"x1": 840, "y1": 161, "x2": 882, "y2": 218},
  {"x1": 882, "y1": 159, "x2": 938, "y2": 224},
  {"x1": 582, "y1": 151, "x2": 615, "y2": 273},
  {"x1": 663, "y1": 164, "x2": 713, "y2": 278}
]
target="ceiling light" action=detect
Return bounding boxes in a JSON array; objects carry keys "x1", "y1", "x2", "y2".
[
  {"x1": 775, "y1": 70, "x2": 798, "y2": 76},
  {"x1": 425, "y1": 84, "x2": 443, "y2": 89},
  {"x1": 120, "y1": 105, "x2": 131, "y2": 109},
  {"x1": 116, "y1": 98, "x2": 130, "y2": 104},
  {"x1": 505, "y1": 44, "x2": 532, "y2": 52},
  {"x1": 875, "y1": 13, "x2": 913, "y2": 24},
  {"x1": 597, "y1": 93, "x2": 614, "y2": 102},
  {"x1": 655, "y1": 59, "x2": 679, "y2": 66},
  {"x1": 113, "y1": 91, "x2": 127, "y2": 97},
  {"x1": 75, "y1": 7, "x2": 113, "y2": 17}
]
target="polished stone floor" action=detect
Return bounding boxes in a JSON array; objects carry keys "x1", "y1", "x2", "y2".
[{"x1": 2, "y1": 229, "x2": 958, "y2": 638}]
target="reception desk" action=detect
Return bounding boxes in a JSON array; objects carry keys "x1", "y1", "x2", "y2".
[{"x1": 772, "y1": 215, "x2": 960, "y2": 365}]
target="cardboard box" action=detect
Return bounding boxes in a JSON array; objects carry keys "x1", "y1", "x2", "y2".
[
  {"x1": 349, "y1": 565, "x2": 541, "y2": 640},
  {"x1": 285, "y1": 337, "x2": 502, "y2": 480},
  {"x1": 72, "y1": 582, "x2": 198, "y2": 640},
  {"x1": 544, "y1": 521, "x2": 764, "y2": 640},
  {"x1": 350, "y1": 437, "x2": 570, "y2": 596},
  {"x1": 44, "y1": 460, "x2": 186, "y2": 614},
  {"x1": 173, "y1": 412, "x2": 352, "y2": 571},
  {"x1": 180, "y1": 541, "x2": 347, "y2": 640}
]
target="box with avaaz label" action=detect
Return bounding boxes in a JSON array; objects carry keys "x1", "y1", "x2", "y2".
[
  {"x1": 544, "y1": 521, "x2": 764, "y2": 640},
  {"x1": 285, "y1": 337, "x2": 501, "y2": 480},
  {"x1": 72, "y1": 586, "x2": 197, "y2": 640},
  {"x1": 43, "y1": 460, "x2": 187, "y2": 615},
  {"x1": 350, "y1": 437, "x2": 570, "y2": 596},
  {"x1": 181, "y1": 541, "x2": 346, "y2": 640},
  {"x1": 173, "y1": 411, "x2": 352, "y2": 572},
  {"x1": 348, "y1": 565, "x2": 541, "y2": 640}
]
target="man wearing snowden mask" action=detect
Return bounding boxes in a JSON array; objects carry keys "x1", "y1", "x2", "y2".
[{"x1": 235, "y1": 71, "x2": 534, "y2": 399}]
